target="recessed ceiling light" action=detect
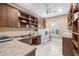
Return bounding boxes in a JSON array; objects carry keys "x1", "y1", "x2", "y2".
[
  {"x1": 58, "y1": 8, "x2": 63, "y2": 12},
  {"x1": 43, "y1": 13, "x2": 47, "y2": 16}
]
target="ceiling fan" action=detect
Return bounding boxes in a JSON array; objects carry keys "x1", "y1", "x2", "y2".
[{"x1": 43, "y1": 3, "x2": 57, "y2": 15}]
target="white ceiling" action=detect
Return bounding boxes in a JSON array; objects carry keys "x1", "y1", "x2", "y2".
[{"x1": 14, "y1": 3, "x2": 70, "y2": 18}]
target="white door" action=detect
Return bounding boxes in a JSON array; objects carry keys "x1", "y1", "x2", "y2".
[{"x1": 50, "y1": 22, "x2": 60, "y2": 38}]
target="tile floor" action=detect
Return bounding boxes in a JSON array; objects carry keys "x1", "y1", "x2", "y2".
[{"x1": 33, "y1": 37, "x2": 62, "y2": 56}]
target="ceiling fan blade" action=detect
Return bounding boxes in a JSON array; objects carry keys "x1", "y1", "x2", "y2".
[{"x1": 50, "y1": 10, "x2": 57, "y2": 13}]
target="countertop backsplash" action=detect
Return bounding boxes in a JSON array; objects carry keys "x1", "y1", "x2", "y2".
[
  {"x1": 0, "y1": 27, "x2": 38, "y2": 38},
  {"x1": 0, "y1": 31, "x2": 37, "y2": 37}
]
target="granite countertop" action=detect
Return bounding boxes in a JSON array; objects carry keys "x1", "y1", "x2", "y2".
[
  {"x1": 0, "y1": 40, "x2": 36, "y2": 56},
  {"x1": 13, "y1": 35, "x2": 40, "y2": 41},
  {"x1": 63, "y1": 32, "x2": 72, "y2": 38}
]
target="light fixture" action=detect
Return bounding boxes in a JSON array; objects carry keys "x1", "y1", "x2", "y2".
[
  {"x1": 43, "y1": 13, "x2": 47, "y2": 16},
  {"x1": 58, "y1": 8, "x2": 63, "y2": 12},
  {"x1": 43, "y1": 3, "x2": 56, "y2": 16},
  {"x1": 43, "y1": 10, "x2": 51, "y2": 16}
]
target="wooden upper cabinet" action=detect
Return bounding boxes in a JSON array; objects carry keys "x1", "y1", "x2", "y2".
[
  {"x1": 0, "y1": 4, "x2": 38, "y2": 28},
  {"x1": 6, "y1": 6, "x2": 18, "y2": 27},
  {"x1": 38, "y1": 19, "x2": 46, "y2": 28},
  {"x1": 0, "y1": 4, "x2": 18, "y2": 27},
  {"x1": 0, "y1": 4, "x2": 7, "y2": 27}
]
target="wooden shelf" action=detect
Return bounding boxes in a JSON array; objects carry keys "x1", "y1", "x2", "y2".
[
  {"x1": 72, "y1": 32, "x2": 78, "y2": 35},
  {"x1": 68, "y1": 21, "x2": 72, "y2": 26},
  {"x1": 68, "y1": 13, "x2": 72, "y2": 19},
  {"x1": 72, "y1": 49, "x2": 78, "y2": 56},
  {"x1": 68, "y1": 4, "x2": 73, "y2": 13},
  {"x1": 20, "y1": 21, "x2": 29, "y2": 24},
  {"x1": 19, "y1": 16, "x2": 29, "y2": 20},
  {"x1": 67, "y1": 4, "x2": 73, "y2": 30},
  {"x1": 73, "y1": 3, "x2": 78, "y2": 13},
  {"x1": 30, "y1": 22, "x2": 37, "y2": 25},
  {"x1": 18, "y1": 10, "x2": 38, "y2": 28},
  {"x1": 66, "y1": 3, "x2": 79, "y2": 56},
  {"x1": 72, "y1": 40, "x2": 78, "y2": 48},
  {"x1": 73, "y1": 8, "x2": 78, "y2": 13},
  {"x1": 72, "y1": 17, "x2": 78, "y2": 23}
]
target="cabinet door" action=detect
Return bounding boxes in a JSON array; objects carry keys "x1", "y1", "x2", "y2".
[
  {"x1": 19, "y1": 38, "x2": 32, "y2": 45},
  {"x1": 0, "y1": 4, "x2": 7, "y2": 26},
  {"x1": 38, "y1": 19, "x2": 46, "y2": 28},
  {"x1": 62, "y1": 37, "x2": 73, "y2": 56},
  {"x1": 25, "y1": 49, "x2": 36, "y2": 56},
  {"x1": 6, "y1": 6, "x2": 18, "y2": 27},
  {"x1": 32, "y1": 36, "x2": 41, "y2": 45}
]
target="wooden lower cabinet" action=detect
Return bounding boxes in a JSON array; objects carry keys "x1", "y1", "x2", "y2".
[
  {"x1": 19, "y1": 38, "x2": 32, "y2": 45},
  {"x1": 19, "y1": 35, "x2": 41, "y2": 45},
  {"x1": 62, "y1": 37, "x2": 73, "y2": 56},
  {"x1": 25, "y1": 48, "x2": 36, "y2": 56},
  {"x1": 32, "y1": 35, "x2": 41, "y2": 45}
]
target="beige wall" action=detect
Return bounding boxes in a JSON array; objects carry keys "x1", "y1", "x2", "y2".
[{"x1": 46, "y1": 15, "x2": 68, "y2": 37}]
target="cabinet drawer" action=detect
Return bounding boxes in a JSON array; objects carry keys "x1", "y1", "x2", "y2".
[{"x1": 19, "y1": 39, "x2": 32, "y2": 45}]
